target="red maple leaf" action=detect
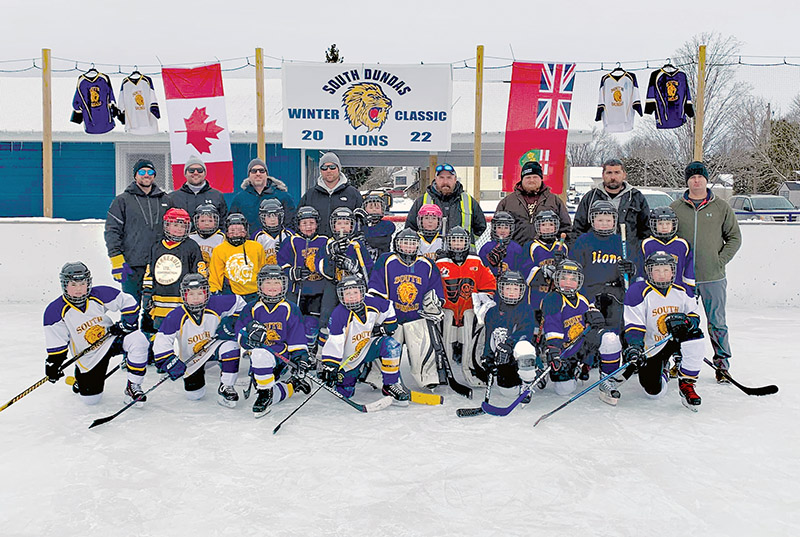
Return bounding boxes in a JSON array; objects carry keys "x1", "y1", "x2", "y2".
[{"x1": 177, "y1": 107, "x2": 224, "y2": 153}]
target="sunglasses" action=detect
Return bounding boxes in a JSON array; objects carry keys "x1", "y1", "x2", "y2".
[
  {"x1": 136, "y1": 169, "x2": 156, "y2": 177},
  {"x1": 320, "y1": 165, "x2": 338, "y2": 171},
  {"x1": 186, "y1": 167, "x2": 205, "y2": 174},
  {"x1": 249, "y1": 168, "x2": 267, "y2": 174},
  {"x1": 435, "y1": 164, "x2": 455, "y2": 174}
]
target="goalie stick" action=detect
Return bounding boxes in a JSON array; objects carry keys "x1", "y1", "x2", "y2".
[
  {"x1": 427, "y1": 318, "x2": 473, "y2": 399},
  {"x1": 703, "y1": 358, "x2": 778, "y2": 396}
]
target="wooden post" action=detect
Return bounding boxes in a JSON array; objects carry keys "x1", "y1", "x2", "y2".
[
  {"x1": 693, "y1": 44, "x2": 706, "y2": 161},
  {"x1": 423, "y1": 153, "x2": 437, "y2": 193},
  {"x1": 473, "y1": 45, "x2": 484, "y2": 200},
  {"x1": 42, "y1": 48, "x2": 53, "y2": 218},
  {"x1": 255, "y1": 47, "x2": 266, "y2": 161}
]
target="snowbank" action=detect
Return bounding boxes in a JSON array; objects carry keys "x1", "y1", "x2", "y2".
[{"x1": 1, "y1": 218, "x2": 798, "y2": 307}]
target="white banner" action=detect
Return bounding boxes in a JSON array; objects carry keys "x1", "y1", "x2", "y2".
[{"x1": 282, "y1": 63, "x2": 452, "y2": 151}]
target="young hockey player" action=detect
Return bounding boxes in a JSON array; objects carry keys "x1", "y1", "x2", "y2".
[
  {"x1": 209, "y1": 212, "x2": 267, "y2": 301},
  {"x1": 359, "y1": 190, "x2": 395, "y2": 262},
  {"x1": 622, "y1": 251, "x2": 704, "y2": 410},
  {"x1": 520, "y1": 210, "x2": 568, "y2": 310},
  {"x1": 277, "y1": 206, "x2": 329, "y2": 355},
  {"x1": 416, "y1": 203, "x2": 444, "y2": 261},
  {"x1": 436, "y1": 226, "x2": 497, "y2": 386},
  {"x1": 151, "y1": 273, "x2": 246, "y2": 406},
  {"x1": 142, "y1": 207, "x2": 205, "y2": 332},
  {"x1": 189, "y1": 203, "x2": 225, "y2": 267},
  {"x1": 319, "y1": 275, "x2": 410, "y2": 404},
  {"x1": 368, "y1": 228, "x2": 445, "y2": 389},
  {"x1": 478, "y1": 211, "x2": 525, "y2": 276},
  {"x1": 236, "y1": 265, "x2": 312, "y2": 417},
  {"x1": 253, "y1": 198, "x2": 293, "y2": 265},
  {"x1": 43, "y1": 262, "x2": 149, "y2": 406}
]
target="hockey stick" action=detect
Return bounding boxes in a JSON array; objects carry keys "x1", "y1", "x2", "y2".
[
  {"x1": 702, "y1": 358, "x2": 778, "y2": 396},
  {"x1": 88, "y1": 339, "x2": 216, "y2": 429},
  {"x1": 272, "y1": 383, "x2": 325, "y2": 434},
  {"x1": 1, "y1": 332, "x2": 115, "y2": 414},
  {"x1": 427, "y1": 318, "x2": 473, "y2": 399},
  {"x1": 456, "y1": 370, "x2": 494, "y2": 417},
  {"x1": 620, "y1": 224, "x2": 630, "y2": 291},
  {"x1": 533, "y1": 337, "x2": 672, "y2": 427},
  {"x1": 410, "y1": 390, "x2": 444, "y2": 405}
]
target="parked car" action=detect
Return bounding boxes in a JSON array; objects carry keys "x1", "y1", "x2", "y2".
[
  {"x1": 729, "y1": 194, "x2": 798, "y2": 222},
  {"x1": 638, "y1": 188, "x2": 675, "y2": 209}
]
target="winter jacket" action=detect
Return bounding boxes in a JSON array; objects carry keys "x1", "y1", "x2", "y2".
[
  {"x1": 671, "y1": 189, "x2": 741, "y2": 283},
  {"x1": 167, "y1": 181, "x2": 228, "y2": 221},
  {"x1": 495, "y1": 182, "x2": 571, "y2": 244},
  {"x1": 229, "y1": 176, "x2": 295, "y2": 232},
  {"x1": 298, "y1": 174, "x2": 362, "y2": 237},
  {"x1": 405, "y1": 182, "x2": 487, "y2": 242},
  {"x1": 104, "y1": 182, "x2": 172, "y2": 267}
]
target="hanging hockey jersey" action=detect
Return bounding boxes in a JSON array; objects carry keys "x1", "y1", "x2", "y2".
[
  {"x1": 235, "y1": 299, "x2": 308, "y2": 357},
  {"x1": 189, "y1": 230, "x2": 225, "y2": 267},
  {"x1": 541, "y1": 291, "x2": 591, "y2": 361},
  {"x1": 43, "y1": 286, "x2": 139, "y2": 372},
  {"x1": 418, "y1": 233, "x2": 443, "y2": 261},
  {"x1": 520, "y1": 239, "x2": 569, "y2": 309},
  {"x1": 436, "y1": 254, "x2": 496, "y2": 326},
  {"x1": 624, "y1": 280, "x2": 700, "y2": 349},
  {"x1": 640, "y1": 237, "x2": 696, "y2": 297},
  {"x1": 478, "y1": 239, "x2": 525, "y2": 277},
  {"x1": 645, "y1": 69, "x2": 694, "y2": 129},
  {"x1": 118, "y1": 74, "x2": 160, "y2": 135},
  {"x1": 253, "y1": 229, "x2": 293, "y2": 265},
  {"x1": 71, "y1": 71, "x2": 117, "y2": 134},
  {"x1": 595, "y1": 71, "x2": 643, "y2": 133},
  {"x1": 277, "y1": 234, "x2": 328, "y2": 296},
  {"x1": 368, "y1": 253, "x2": 444, "y2": 324},
  {"x1": 571, "y1": 231, "x2": 625, "y2": 301},
  {"x1": 152, "y1": 295, "x2": 246, "y2": 363},
  {"x1": 321, "y1": 294, "x2": 397, "y2": 372},
  {"x1": 143, "y1": 239, "x2": 206, "y2": 319}
]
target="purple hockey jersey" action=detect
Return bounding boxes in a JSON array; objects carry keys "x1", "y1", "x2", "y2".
[
  {"x1": 368, "y1": 253, "x2": 444, "y2": 324},
  {"x1": 72, "y1": 72, "x2": 117, "y2": 134},
  {"x1": 644, "y1": 69, "x2": 694, "y2": 129},
  {"x1": 640, "y1": 236, "x2": 696, "y2": 297}
]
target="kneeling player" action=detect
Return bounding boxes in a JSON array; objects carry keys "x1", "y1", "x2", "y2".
[
  {"x1": 43, "y1": 262, "x2": 149, "y2": 406},
  {"x1": 622, "y1": 251, "x2": 704, "y2": 410},
  {"x1": 319, "y1": 276, "x2": 410, "y2": 405},
  {"x1": 152, "y1": 274, "x2": 246, "y2": 407},
  {"x1": 236, "y1": 265, "x2": 312, "y2": 417}
]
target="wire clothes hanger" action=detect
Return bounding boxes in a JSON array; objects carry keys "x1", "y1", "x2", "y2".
[
  {"x1": 662, "y1": 58, "x2": 678, "y2": 74},
  {"x1": 609, "y1": 62, "x2": 625, "y2": 75}
]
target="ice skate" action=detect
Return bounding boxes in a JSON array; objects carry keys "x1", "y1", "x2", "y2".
[
  {"x1": 252, "y1": 388, "x2": 273, "y2": 418},
  {"x1": 124, "y1": 381, "x2": 146, "y2": 407},
  {"x1": 382, "y1": 382, "x2": 411, "y2": 406},
  {"x1": 598, "y1": 376, "x2": 620, "y2": 406},
  {"x1": 217, "y1": 383, "x2": 239, "y2": 408},
  {"x1": 679, "y1": 379, "x2": 701, "y2": 411}
]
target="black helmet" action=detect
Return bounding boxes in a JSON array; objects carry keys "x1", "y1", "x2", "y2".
[
  {"x1": 393, "y1": 228, "x2": 420, "y2": 264},
  {"x1": 589, "y1": 200, "x2": 618, "y2": 236},
  {"x1": 649, "y1": 206, "x2": 678, "y2": 241},
  {"x1": 193, "y1": 204, "x2": 220, "y2": 239},
  {"x1": 256, "y1": 265, "x2": 288, "y2": 305},
  {"x1": 445, "y1": 226, "x2": 471, "y2": 263},
  {"x1": 644, "y1": 251, "x2": 677, "y2": 290},
  {"x1": 362, "y1": 191, "x2": 390, "y2": 225},
  {"x1": 336, "y1": 275, "x2": 366, "y2": 311},
  {"x1": 60, "y1": 262, "x2": 92, "y2": 308},
  {"x1": 554, "y1": 259, "x2": 584, "y2": 297},
  {"x1": 490, "y1": 211, "x2": 515, "y2": 243},
  {"x1": 497, "y1": 270, "x2": 527, "y2": 305},
  {"x1": 295, "y1": 206, "x2": 320, "y2": 239},
  {"x1": 258, "y1": 199, "x2": 285, "y2": 235},
  {"x1": 330, "y1": 207, "x2": 356, "y2": 240},
  {"x1": 534, "y1": 210, "x2": 559, "y2": 241},
  {"x1": 180, "y1": 273, "x2": 210, "y2": 315},
  {"x1": 225, "y1": 213, "x2": 250, "y2": 246}
]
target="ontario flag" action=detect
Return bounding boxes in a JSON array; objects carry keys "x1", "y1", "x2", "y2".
[
  {"x1": 502, "y1": 62, "x2": 575, "y2": 193},
  {"x1": 162, "y1": 64, "x2": 234, "y2": 192}
]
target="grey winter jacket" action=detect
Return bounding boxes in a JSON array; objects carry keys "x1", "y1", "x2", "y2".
[{"x1": 104, "y1": 182, "x2": 172, "y2": 267}]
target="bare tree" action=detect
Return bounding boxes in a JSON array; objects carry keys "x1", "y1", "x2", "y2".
[
  {"x1": 567, "y1": 128, "x2": 622, "y2": 166},
  {"x1": 362, "y1": 166, "x2": 404, "y2": 191}
]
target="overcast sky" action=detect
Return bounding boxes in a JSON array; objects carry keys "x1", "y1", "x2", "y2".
[{"x1": 2, "y1": 0, "x2": 797, "y2": 71}]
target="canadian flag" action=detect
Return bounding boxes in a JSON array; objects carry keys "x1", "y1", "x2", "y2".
[{"x1": 162, "y1": 64, "x2": 234, "y2": 192}]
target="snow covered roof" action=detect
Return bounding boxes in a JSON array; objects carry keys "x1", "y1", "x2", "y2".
[{"x1": 779, "y1": 181, "x2": 800, "y2": 191}]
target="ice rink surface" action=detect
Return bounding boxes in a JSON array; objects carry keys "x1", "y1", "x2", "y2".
[{"x1": 0, "y1": 302, "x2": 797, "y2": 537}]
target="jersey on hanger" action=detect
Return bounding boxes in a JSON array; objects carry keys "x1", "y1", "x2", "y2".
[
  {"x1": 72, "y1": 72, "x2": 117, "y2": 134},
  {"x1": 595, "y1": 71, "x2": 643, "y2": 133},
  {"x1": 118, "y1": 74, "x2": 160, "y2": 135},
  {"x1": 644, "y1": 69, "x2": 695, "y2": 129}
]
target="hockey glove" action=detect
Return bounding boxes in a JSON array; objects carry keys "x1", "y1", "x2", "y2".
[
  {"x1": 141, "y1": 294, "x2": 154, "y2": 314},
  {"x1": 216, "y1": 317, "x2": 238, "y2": 341},
  {"x1": 371, "y1": 324, "x2": 390, "y2": 338},
  {"x1": 545, "y1": 346, "x2": 562, "y2": 371},
  {"x1": 622, "y1": 344, "x2": 646, "y2": 368},
  {"x1": 353, "y1": 207, "x2": 369, "y2": 225},
  {"x1": 158, "y1": 355, "x2": 187, "y2": 380},
  {"x1": 110, "y1": 254, "x2": 134, "y2": 283},
  {"x1": 617, "y1": 258, "x2": 637, "y2": 278},
  {"x1": 494, "y1": 341, "x2": 514, "y2": 365},
  {"x1": 541, "y1": 264, "x2": 557, "y2": 282},
  {"x1": 109, "y1": 319, "x2": 137, "y2": 337},
  {"x1": 487, "y1": 243, "x2": 507, "y2": 267},
  {"x1": 319, "y1": 362, "x2": 340, "y2": 386},
  {"x1": 289, "y1": 266, "x2": 311, "y2": 282},
  {"x1": 553, "y1": 248, "x2": 566, "y2": 265},
  {"x1": 327, "y1": 239, "x2": 347, "y2": 257},
  {"x1": 583, "y1": 308, "x2": 605, "y2": 330},
  {"x1": 664, "y1": 313, "x2": 703, "y2": 342},
  {"x1": 290, "y1": 352, "x2": 314, "y2": 375},
  {"x1": 246, "y1": 321, "x2": 268, "y2": 347},
  {"x1": 45, "y1": 352, "x2": 66, "y2": 383}
]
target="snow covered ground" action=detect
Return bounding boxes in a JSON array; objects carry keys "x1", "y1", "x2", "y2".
[{"x1": 0, "y1": 301, "x2": 796, "y2": 537}]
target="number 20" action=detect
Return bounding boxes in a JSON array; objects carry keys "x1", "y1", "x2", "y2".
[{"x1": 302, "y1": 130, "x2": 323, "y2": 141}]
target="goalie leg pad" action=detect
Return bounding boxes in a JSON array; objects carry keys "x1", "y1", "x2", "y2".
[
  {"x1": 400, "y1": 319, "x2": 438, "y2": 388},
  {"x1": 461, "y1": 310, "x2": 486, "y2": 387}
]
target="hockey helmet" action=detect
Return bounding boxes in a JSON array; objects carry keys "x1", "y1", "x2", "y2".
[
  {"x1": 295, "y1": 206, "x2": 320, "y2": 239},
  {"x1": 589, "y1": 200, "x2": 618, "y2": 236},
  {"x1": 417, "y1": 203, "x2": 443, "y2": 239},
  {"x1": 336, "y1": 275, "x2": 366, "y2": 311},
  {"x1": 330, "y1": 207, "x2": 356, "y2": 240},
  {"x1": 644, "y1": 251, "x2": 677, "y2": 290},
  {"x1": 193, "y1": 203, "x2": 220, "y2": 239},
  {"x1": 554, "y1": 259, "x2": 584, "y2": 298},
  {"x1": 490, "y1": 211, "x2": 515, "y2": 243},
  {"x1": 393, "y1": 228, "x2": 420, "y2": 264},
  {"x1": 258, "y1": 199, "x2": 285, "y2": 235},
  {"x1": 649, "y1": 206, "x2": 678, "y2": 241},
  {"x1": 257, "y1": 264, "x2": 288, "y2": 305},
  {"x1": 163, "y1": 207, "x2": 191, "y2": 242},
  {"x1": 362, "y1": 190, "x2": 391, "y2": 224},
  {"x1": 445, "y1": 226, "x2": 471, "y2": 263},
  {"x1": 60, "y1": 261, "x2": 92, "y2": 308},
  {"x1": 534, "y1": 210, "x2": 560, "y2": 241},
  {"x1": 497, "y1": 270, "x2": 527, "y2": 306},
  {"x1": 180, "y1": 273, "x2": 210, "y2": 314},
  {"x1": 225, "y1": 213, "x2": 250, "y2": 246}
]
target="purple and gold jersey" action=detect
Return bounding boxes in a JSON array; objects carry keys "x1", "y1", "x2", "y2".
[
  {"x1": 368, "y1": 253, "x2": 443, "y2": 324},
  {"x1": 236, "y1": 299, "x2": 308, "y2": 358},
  {"x1": 520, "y1": 239, "x2": 569, "y2": 309},
  {"x1": 418, "y1": 234, "x2": 443, "y2": 261},
  {"x1": 277, "y1": 234, "x2": 329, "y2": 296},
  {"x1": 253, "y1": 229, "x2": 293, "y2": 266},
  {"x1": 189, "y1": 230, "x2": 225, "y2": 267},
  {"x1": 640, "y1": 236, "x2": 695, "y2": 297},
  {"x1": 72, "y1": 72, "x2": 116, "y2": 134},
  {"x1": 319, "y1": 238, "x2": 374, "y2": 283},
  {"x1": 478, "y1": 239, "x2": 524, "y2": 277},
  {"x1": 541, "y1": 291, "x2": 591, "y2": 361},
  {"x1": 321, "y1": 295, "x2": 397, "y2": 372},
  {"x1": 624, "y1": 280, "x2": 700, "y2": 349},
  {"x1": 645, "y1": 69, "x2": 694, "y2": 130}
]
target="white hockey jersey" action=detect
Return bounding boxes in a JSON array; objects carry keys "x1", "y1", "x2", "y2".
[
  {"x1": 189, "y1": 230, "x2": 225, "y2": 267},
  {"x1": 321, "y1": 295, "x2": 397, "y2": 372},
  {"x1": 623, "y1": 280, "x2": 700, "y2": 349},
  {"x1": 418, "y1": 234, "x2": 443, "y2": 261},
  {"x1": 595, "y1": 71, "x2": 643, "y2": 133},
  {"x1": 118, "y1": 74, "x2": 160, "y2": 135},
  {"x1": 253, "y1": 229, "x2": 293, "y2": 266}
]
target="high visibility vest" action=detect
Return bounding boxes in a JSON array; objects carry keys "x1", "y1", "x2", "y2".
[{"x1": 422, "y1": 192, "x2": 473, "y2": 234}]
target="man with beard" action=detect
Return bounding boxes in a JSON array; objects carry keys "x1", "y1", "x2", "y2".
[{"x1": 495, "y1": 161, "x2": 571, "y2": 245}]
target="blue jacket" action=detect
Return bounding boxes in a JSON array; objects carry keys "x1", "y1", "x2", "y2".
[{"x1": 229, "y1": 177, "x2": 296, "y2": 231}]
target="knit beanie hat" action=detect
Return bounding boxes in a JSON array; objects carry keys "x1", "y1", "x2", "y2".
[
  {"x1": 521, "y1": 160, "x2": 544, "y2": 179},
  {"x1": 248, "y1": 158, "x2": 268, "y2": 174},
  {"x1": 184, "y1": 155, "x2": 206, "y2": 175},
  {"x1": 684, "y1": 161, "x2": 708, "y2": 183},
  {"x1": 319, "y1": 152, "x2": 342, "y2": 169},
  {"x1": 133, "y1": 159, "x2": 156, "y2": 176}
]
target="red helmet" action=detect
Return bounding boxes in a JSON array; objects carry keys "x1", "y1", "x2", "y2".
[{"x1": 163, "y1": 208, "x2": 191, "y2": 242}]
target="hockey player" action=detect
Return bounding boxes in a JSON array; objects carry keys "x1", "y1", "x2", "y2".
[
  {"x1": 151, "y1": 273, "x2": 246, "y2": 406},
  {"x1": 520, "y1": 210, "x2": 568, "y2": 309},
  {"x1": 368, "y1": 228, "x2": 445, "y2": 389},
  {"x1": 189, "y1": 203, "x2": 225, "y2": 267},
  {"x1": 478, "y1": 211, "x2": 525, "y2": 277},
  {"x1": 436, "y1": 226, "x2": 497, "y2": 386},
  {"x1": 43, "y1": 262, "x2": 149, "y2": 405},
  {"x1": 479, "y1": 271, "x2": 538, "y2": 402},
  {"x1": 142, "y1": 207, "x2": 205, "y2": 332},
  {"x1": 416, "y1": 203, "x2": 444, "y2": 261},
  {"x1": 622, "y1": 251, "x2": 704, "y2": 410},
  {"x1": 359, "y1": 190, "x2": 396, "y2": 262},
  {"x1": 277, "y1": 206, "x2": 329, "y2": 354},
  {"x1": 641, "y1": 207, "x2": 695, "y2": 296},
  {"x1": 319, "y1": 276, "x2": 410, "y2": 404},
  {"x1": 209, "y1": 212, "x2": 267, "y2": 301},
  {"x1": 236, "y1": 265, "x2": 312, "y2": 417},
  {"x1": 253, "y1": 198, "x2": 293, "y2": 265}
]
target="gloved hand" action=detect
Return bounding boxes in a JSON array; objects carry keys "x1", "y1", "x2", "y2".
[
  {"x1": 291, "y1": 353, "x2": 314, "y2": 375},
  {"x1": 494, "y1": 341, "x2": 514, "y2": 365},
  {"x1": 142, "y1": 294, "x2": 154, "y2": 313},
  {"x1": 353, "y1": 207, "x2": 369, "y2": 225},
  {"x1": 109, "y1": 319, "x2": 137, "y2": 337},
  {"x1": 617, "y1": 258, "x2": 637, "y2": 278},
  {"x1": 158, "y1": 355, "x2": 187, "y2": 380},
  {"x1": 481, "y1": 353, "x2": 497, "y2": 374},
  {"x1": 336, "y1": 256, "x2": 358, "y2": 274},
  {"x1": 487, "y1": 243, "x2": 507, "y2": 267},
  {"x1": 319, "y1": 362, "x2": 339, "y2": 386},
  {"x1": 289, "y1": 266, "x2": 311, "y2": 282},
  {"x1": 583, "y1": 308, "x2": 605, "y2": 329},
  {"x1": 110, "y1": 255, "x2": 134, "y2": 284},
  {"x1": 371, "y1": 324, "x2": 389, "y2": 338},
  {"x1": 541, "y1": 264, "x2": 557, "y2": 281},
  {"x1": 546, "y1": 346, "x2": 562, "y2": 371},
  {"x1": 622, "y1": 344, "x2": 646, "y2": 367},
  {"x1": 246, "y1": 321, "x2": 268, "y2": 347},
  {"x1": 45, "y1": 353, "x2": 65, "y2": 383},
  {"x1": 328, "y1": 239, "x2": 347, "y2": 257},
  {"x1": 216, "y1": 317, "x2": 238, "y2": 340},
  {"x1": 553, "y1": 249, "x2": 566, "y2": 265}
]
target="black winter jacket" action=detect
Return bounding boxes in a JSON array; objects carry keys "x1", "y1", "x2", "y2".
[
  {"x1": 104, "y1": 182, "x2": 172, "y2": 267},
  {"x1": 298, "y1": 178, "x2": 362, "y2": 237},
  {"x1": 405, "y1": 182, "x2": 487, "y2": 242},
  {"x1": 167, "y1": 181, "x2": 229, "y2": 221}
]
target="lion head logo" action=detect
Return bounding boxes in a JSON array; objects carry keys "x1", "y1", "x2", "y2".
[
  {"x1": 612, "y1": 87, "x2": 623, "y2": 105},
  {"x1": 666, "y1": 80, "x2": 679, "y2": 101},
  {"x1": 657, "y1": 313, "x2": 669, "y2": 335},
  {"x1": 89, "y1": 86, "x2": 101, "y2": 107},
  {"x1": 134, "y1": 92, "x2": 145, "y2": 107},
  {"x1": 567, "y1": 322, "x2": 585, "y2": 343},
  {"x1": 397, "y1": 282, "x2": 418, "y2": 306},
  {"x1": 342, "y1": 83, "x2": 392, "y2": 132},
  {"x1": 85, "y1": 324, "x2": 106, "y2": 344},
  {"x1": 193, "y1": 340, "x2": 208, "y2": 354},
  {"x1": 266, "y1": 329, "x2": 280, "y2": 346}
]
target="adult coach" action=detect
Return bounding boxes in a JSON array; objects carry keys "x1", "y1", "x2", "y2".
[
  {"x1": 495, "y1": 160, "x2": 571, "y2": 244},
  {"x1": 168, "y1": 156, "x2": 228, "y2": 220},
  {"x1": 405, "y1": 163, "x2": 486, "y2": 244},
  {"x1": 671, "y1": 161, "x2": 742, "y2": 383},
  {"x1": 298, "y1": 152, "x2": 361, "y2": 237},
  {"x1": 229, "y1": 158, "x2": 295, "y2": 232}
]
